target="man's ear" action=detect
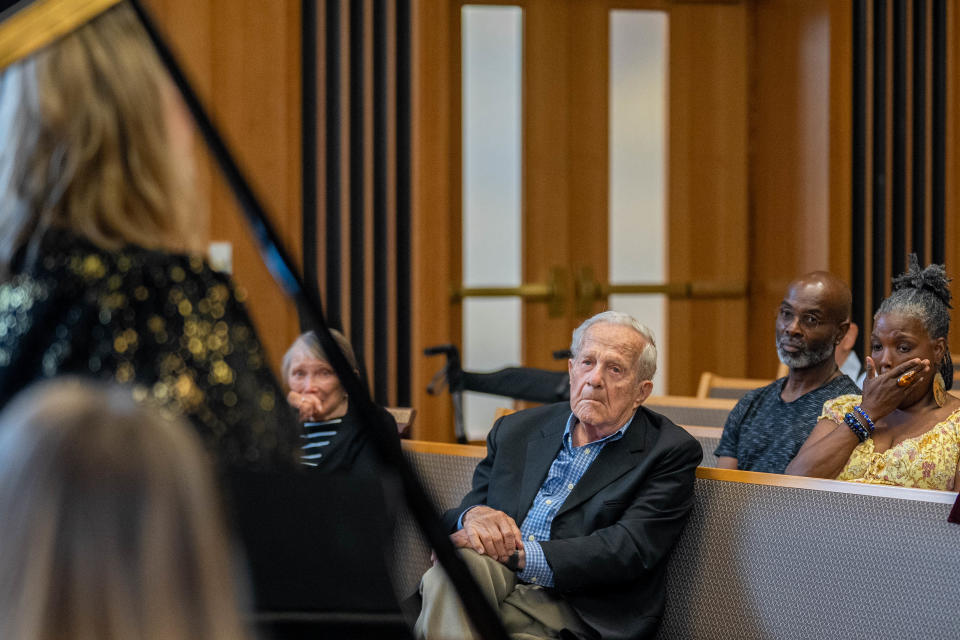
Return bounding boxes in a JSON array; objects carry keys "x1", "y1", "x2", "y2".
[
  {"x1": 634, "y1": 379, "x2": 654, "y2": 408},
  {"x1": 836, "y1": 320, "x2": 854, "y2": 347}
]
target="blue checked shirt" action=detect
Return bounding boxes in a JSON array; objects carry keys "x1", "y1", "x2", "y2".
[{"x1": 459, "y1": 412, "x2": 632, "y2": 588}]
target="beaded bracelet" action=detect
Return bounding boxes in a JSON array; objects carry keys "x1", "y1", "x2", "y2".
[
  {"x1": 844, "y1": 412, "x2": 869, "y2": 443},
  {"x1": 853, "y1": 405, "x2": 875, "y2": 433}
]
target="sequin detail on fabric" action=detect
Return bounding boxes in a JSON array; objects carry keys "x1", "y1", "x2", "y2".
[{"x1": 0, "y1": 230, "x2": 297, "y2": 470}]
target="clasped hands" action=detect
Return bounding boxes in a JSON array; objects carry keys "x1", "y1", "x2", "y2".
[
  {"x1": 444, "y1": 506, "x2": 525, "y2": 571},
  {"x1": 287, "y1": 391, "x2": 325, "y2": 422},
  {"x1": 860, "y1": 356, "x2": 931, "y2": 423}
]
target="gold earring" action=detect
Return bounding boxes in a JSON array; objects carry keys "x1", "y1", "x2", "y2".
[{"x1": 933, "y1": 371, "x2": 946, "y2": 408}]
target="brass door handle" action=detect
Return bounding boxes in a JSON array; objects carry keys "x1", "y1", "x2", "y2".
[
  {"x1": 575, "y1": 267, "x2": 746, "y2": 315},
  {"x1": 451, "y1": 267, "x2": 566, "y2": 317}
]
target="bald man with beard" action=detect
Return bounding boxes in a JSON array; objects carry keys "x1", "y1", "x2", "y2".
[{"x1": 714, "y1": 272, "x2": 862, "y2": 474}]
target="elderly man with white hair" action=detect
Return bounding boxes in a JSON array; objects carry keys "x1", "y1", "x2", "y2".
[{"x1": 414, "y1": 311, "x2": 702, "y2": 640}]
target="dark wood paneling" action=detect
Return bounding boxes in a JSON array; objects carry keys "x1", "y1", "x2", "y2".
[
  {"x1": 145, "y1": 0, "x2": 302, "y2": 375},
  {"x1": 668, "y1": 3, "x2": 750, "y2": 393},
  {"x1": 411, "y1": 0, "x2": 457, "y2": 440},
  {"x1": 747, "y1": 0, "x2": 835, "y2": 380},
  {"x1": 524, "y1": 1, "x2": 574, "y2": 370}
]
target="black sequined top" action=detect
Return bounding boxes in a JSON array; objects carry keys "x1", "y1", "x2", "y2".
[{"x1": 0, "y1": 229, "x2": 299, "y2": 470}]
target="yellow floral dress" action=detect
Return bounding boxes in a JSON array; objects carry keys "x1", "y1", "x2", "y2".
[{"x1": 820, "y1": 394, "x2": 960, "y2": 490}]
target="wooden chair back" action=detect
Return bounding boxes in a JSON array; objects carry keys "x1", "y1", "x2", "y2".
[
  {"x1": 385, "y1": 407, "x2": 416, "y2": 438},
  {"x1": 696, "y1": 372, "x2": 772, "y2": 400}
]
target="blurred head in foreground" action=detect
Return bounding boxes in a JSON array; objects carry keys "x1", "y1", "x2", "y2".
[{"x1": 0, "y1": 377, "x2": 251, "y2": 640}]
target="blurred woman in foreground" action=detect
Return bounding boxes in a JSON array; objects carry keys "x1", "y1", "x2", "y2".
[
  {"x1": 787, "y1": 256, "x2": 960, "y2": 490},
  {"x1": 0, "y1": 2, "x2": 296, "y2": 469},
  {"x1": 0, "y1": 378, "x2": 252, "y2": 640}
]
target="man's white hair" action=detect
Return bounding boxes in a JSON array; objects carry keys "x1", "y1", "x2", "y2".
[{"x1": 569, "y1": 311, "x2": 657, "y2": 381}]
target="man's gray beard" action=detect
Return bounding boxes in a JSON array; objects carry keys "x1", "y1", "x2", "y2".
[{"x1": 775, "y1": 338, "x2": 835, "y2": 370}]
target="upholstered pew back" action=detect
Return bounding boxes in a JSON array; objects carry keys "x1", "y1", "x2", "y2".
[
  {"x1": 658, "y1": 469, "x2": 958, "y2": 638},
  {"x1": 391, "y1": 442, "x2": 485, "y2": 597},
  {"x1": 682, "y1": 425, "x2": 721, "y2": 467},
  {"x1": 392, "y1": 442, "x2": 960, "y2": 638},
  {"x1": 644, "y1": 395, "x2": 736, "y2": 429}
]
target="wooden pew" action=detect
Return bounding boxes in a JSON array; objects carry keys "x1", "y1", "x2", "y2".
[{"x1": 393, "y1": 441, "x2": 960, "y2": 638}]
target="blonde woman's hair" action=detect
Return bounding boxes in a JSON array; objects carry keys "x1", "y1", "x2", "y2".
[
  {"x1": 0, "y1": 378, "x2": 252, "y2": 640},
  {"x1": 0, "y1": 3, "x2": 195, "y2": 280}
]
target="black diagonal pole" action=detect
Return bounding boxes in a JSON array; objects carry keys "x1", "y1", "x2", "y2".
[{"x1": 127, "y1": 3, "x2": 508, "y2": 638}]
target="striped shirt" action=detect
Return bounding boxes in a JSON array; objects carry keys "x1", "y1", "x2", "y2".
[{"x1": 301, "y1": 417, "x2": 343, "y2": 467}]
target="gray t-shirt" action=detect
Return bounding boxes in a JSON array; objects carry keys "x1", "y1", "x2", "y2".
[{"x1": 713, "y1": 374, "x2": 861, "y2": 474}]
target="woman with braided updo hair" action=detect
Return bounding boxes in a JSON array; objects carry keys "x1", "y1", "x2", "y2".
[{"x1": 787, "y1": 255, "x2": 960, "y2": 490}]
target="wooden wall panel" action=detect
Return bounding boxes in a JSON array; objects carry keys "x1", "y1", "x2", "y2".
[
  {"x1": 144, "y1": 0, "x2": 302, "y2": 377},
  {"x1": 948, "y1": 0, "x2": 960, "y2": 358},
  {"x1": 411, "y1": 0, "x2": 456, "y2": 440},
  {"x1": 563, "y1": 0, "x2": 608, "y2": 328},
  {"x1": 667, "y1": 3, "x2": 750, "y2": 394},
  {"x1": 829, "y1": 0, "x2": 854, "y2": 283},
  {"x1": 747, "y1": 0, "x2": 835, "y2": 379},
  {"x1": 523, "y1": 1, "x2": 574, "y2": 370}
]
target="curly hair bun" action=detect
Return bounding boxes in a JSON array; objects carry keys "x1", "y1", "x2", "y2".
[{"x1": 891, "y1": 253, "x2": 952, "y2": 309}]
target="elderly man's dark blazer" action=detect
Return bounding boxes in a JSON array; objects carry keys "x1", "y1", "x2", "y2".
[{"x1": 442, "y1": 402, "x2": 701, "y2": 640}]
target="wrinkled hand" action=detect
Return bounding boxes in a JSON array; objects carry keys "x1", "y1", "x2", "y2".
[
  {"x1": 449, "y1": 528, "x2": 473, "y2": 550},
  {"x1": 447, "y1": 529, "x2": 526, "y2": 570},
  {"x1": 287, "y1": 391, "x2": 325, "y2": 422},
  {"x1": 861, "y1": 356, "x2": 930, "y2": 421},
  {"x1": 460, "y1": 506, "x2": 523, "y2": 563}
]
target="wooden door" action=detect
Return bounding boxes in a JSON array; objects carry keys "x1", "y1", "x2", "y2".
[{"x1": 413, "y1": 0, "x2": 750, "y2": 441}]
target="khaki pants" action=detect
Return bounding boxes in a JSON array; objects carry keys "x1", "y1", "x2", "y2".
[{"x1": 414, "y1": 549, "x2": 590, "y2": 640}]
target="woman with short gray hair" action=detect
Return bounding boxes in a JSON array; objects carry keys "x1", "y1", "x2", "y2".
[{"x1": 281, "y1": 330, "x2": 399, "y2": 470}]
